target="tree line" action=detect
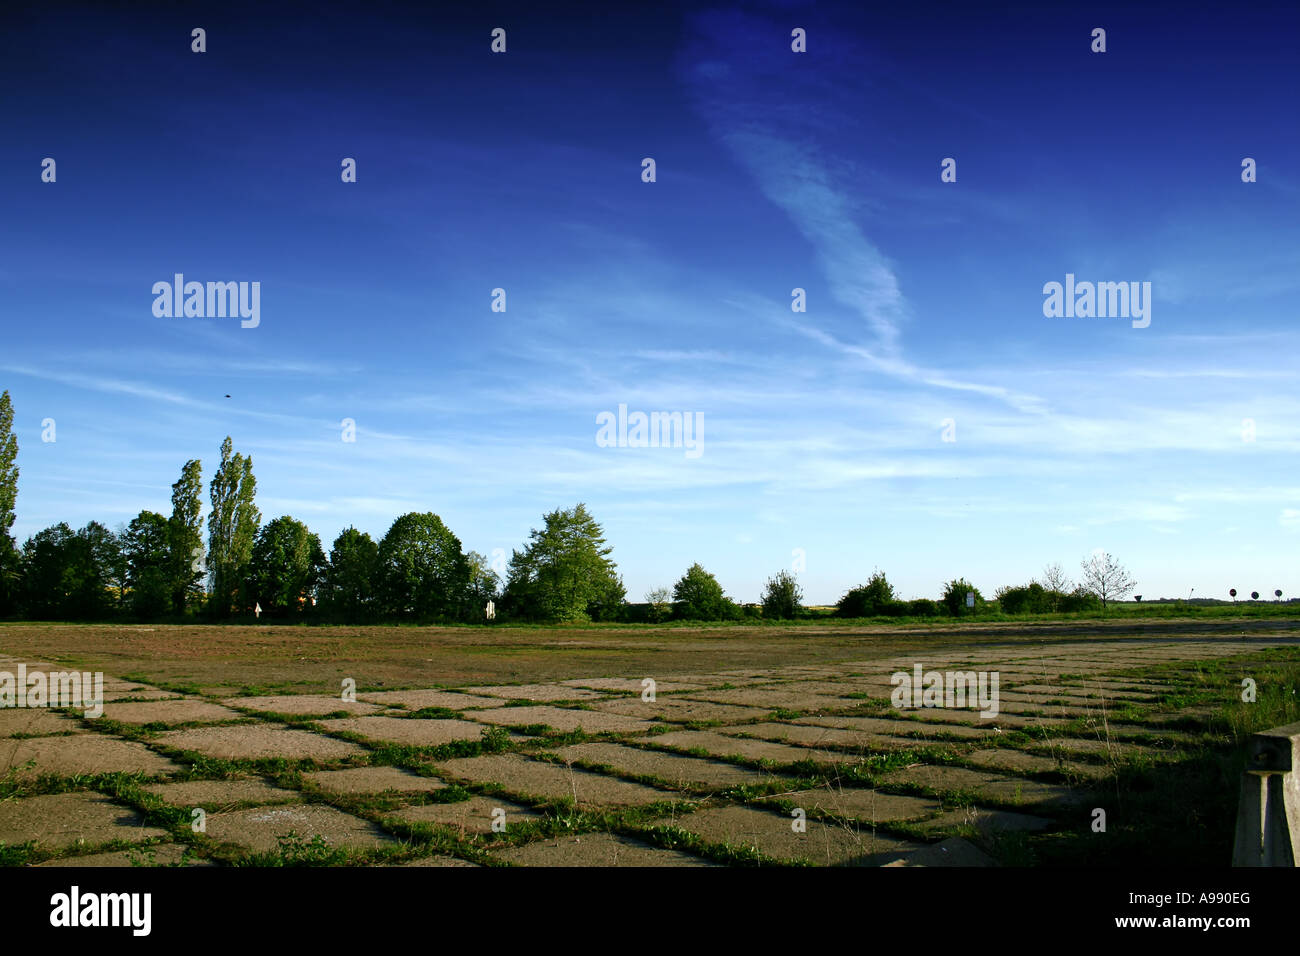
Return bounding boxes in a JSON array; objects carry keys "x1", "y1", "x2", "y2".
[{"x1": 0, "y1": 389, "x2": 1142, "y2": 625}]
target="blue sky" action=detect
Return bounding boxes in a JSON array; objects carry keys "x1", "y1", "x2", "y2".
[{"x1": 2, "y1": 1, "x2": 1297, "y2": 604}]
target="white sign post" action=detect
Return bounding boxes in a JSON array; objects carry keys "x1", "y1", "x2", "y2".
[
  {"x1": 254, "y1": 602, "x2": 262, "y2": 620},
  {"x1": 485, "y1": 600, "x2": 496, "y2": 621},
  {"x1": 965, "y1": 592, "x2": 975, "y2": 610}
]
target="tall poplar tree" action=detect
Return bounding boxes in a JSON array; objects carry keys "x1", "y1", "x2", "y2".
[
  {"x1": 168, "y1": 459, "x2": 204, "y2": 614},
  {"x1": 207, "y1": 437, "x2": 260, "y2": 616},
  {"x1": 0, "y1": 390, "x2": 19, "y2": 615}
]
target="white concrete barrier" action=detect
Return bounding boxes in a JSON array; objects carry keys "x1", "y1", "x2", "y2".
[{"x1": 1232, "y1": 720, "x2": 1300, "y2": 866}]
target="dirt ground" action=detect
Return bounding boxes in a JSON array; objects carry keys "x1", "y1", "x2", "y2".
[
  {"x1": 2, "y1": 617, "x2": 1298, "y2": 867},
  {"x1": 0, "y1": 617, "x2": 1291, "y2": 694}
]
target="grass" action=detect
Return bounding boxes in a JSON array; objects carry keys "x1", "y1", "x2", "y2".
[{"x1": 1006, "y1": 646, "x2": 1300, "y2": 865}]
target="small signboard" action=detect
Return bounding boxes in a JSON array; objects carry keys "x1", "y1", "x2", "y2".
[{"x1": 965, "y1": 591, "x2": 975, "y2": 609}]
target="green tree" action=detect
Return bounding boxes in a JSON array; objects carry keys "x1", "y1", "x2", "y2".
[
  {"x1": 672, "y1": 563, "x2": 734, "y2": 620},
  {"x1": 836, "y1": 569, "x2": 896, "y2": 617},
  {"x1": 123, "y1": 511, "x2": 172, "y2": 620},
  {"x1": 246, "y1": 516, "x2": 325, "y2": 616},
  {"x1": 503, "y1": 503, "x2": 625, "y2": 622},
  {"x1": 465, "y1": 550, "x2": 502, "y2": 611},
  {"x1": 0, "y1": 390, "x2": 18, "y2": 615},
  {"x1": 322, "y1": 527, "x2": 379, "y2": 623},
  {"x1": 207, "y1": 437, "x2": 260, "y2": 616},
  {"x1": 20, "y1": 521, "x2": 120, "y2": 620},
  {"x1": 78, "y1": 521, "x2": 124, "y2": 615},
  {"x1": 941, "y1": 578, "x2": 985, "y2": 616},
  {"x1": 761, "y1": 569, "x2": 803, "y2": 619},
  {"x1": 168, "y1": 459, "x2": 204, "y2": 615},
  {"x1": 377, "y1": 512, "x2": 471, "y2": 621},
  {"x1": 21, "y1": 523, "x2": 76, "y2": 619}
]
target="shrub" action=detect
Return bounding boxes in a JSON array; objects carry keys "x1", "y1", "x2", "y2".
[
  {"x1": 908, "y1": 598, "x2": 940, "y2": 617},
  {"x1": 1058, "y1": 587, "x2": 1101, "y2": 612},
  {"x1": 995, "y1": 581, "x2": 1053, "y2": 615},
  {"x1": 836, "y1": 570, "x2": 896, "y2": 617},
  {"x1": 761, "y1": 570, "x2": 802, "y2": 619},
  {"x1": 940, "y1": 578, "x2": 985, "y2": 616}
]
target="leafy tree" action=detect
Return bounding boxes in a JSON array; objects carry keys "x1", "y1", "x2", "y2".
[
  {"x1": 168, "y1": 459, "x2": 204, "y2": 615},
  {"x1": 836, "y1": 570, "x2": 896, "y2": 617},
  {"x1": 377, "y1": 512, "x2": 471, "y2": 621},
  {"x1": 20, "y1": 523, "x2": 76, "y2": 618},
  {"x1": 20, "y1": 521, "x2": 120, "y2": 620},
  {"x1": 1079, "y1": 552, "x2": 1135, "y2": 610},
  {"x1": 465, "y1": 550, "x2": 502, "y2": 612},
  {"x1": 123, "y1": 511, "x2": 172, "y2": 620},
  {"x1": 761, "y1": 569, "x2": 802, "y2": 619},
  {"x1": 322, "y1": 527, "x2": 379, "y2": 622},
  {"x1": 941, "y1": 578, "x2": 985, "y2": 616},
  {"x1": 207, "y1": 437, "x2": 260, "y2": 616},
  {"x1": 503, "y1": 503, "x2": 624, "y2": 623},
  {"x1": 78, "y1": 520, "x2": 125, "y2": 615},
  {"x1": 245, "y1": 516, "x2": 325, "y2": 616},
  {"x1": 0, "y1": 390, "x2": 18, "y2": 615},
  {"x1": 672, "y1": 563, "x2": 735, "y2": 620}
]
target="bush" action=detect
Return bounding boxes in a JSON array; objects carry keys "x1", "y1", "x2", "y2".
[
  {"x1": 995, "y1": 581, "x2": 1053, "y2": 615},
  {"x1": 645, "y1": 587, "x2": 672, "y2": 624},
  {"x1": 836, "y1": 570, "x2": 896, "y2": 617},
  {"x1": 908, "y1": 598, "x2": 940, "y2": 617},
  {"x1": 761, "y1": 570, "x2": 802, "y2": 619},
  {"x1": 1059, "y1": 587, "x2": 1101, "y2": 612},
  {"x1": 940, "y1": 578, "x2": 985, "y2": 616}
]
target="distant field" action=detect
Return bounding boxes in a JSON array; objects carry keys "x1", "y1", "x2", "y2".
[
  {"x1": 3, "y1": 615, "x2": 1298, "y2": 695},
  {"x1": 3, "y1": 616, "x2": 1299, "y2": 867}
]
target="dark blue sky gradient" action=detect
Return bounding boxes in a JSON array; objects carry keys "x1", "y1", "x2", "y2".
[{"x1": 2, "y1": 1, "x2": 1297, "y2": 602}]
